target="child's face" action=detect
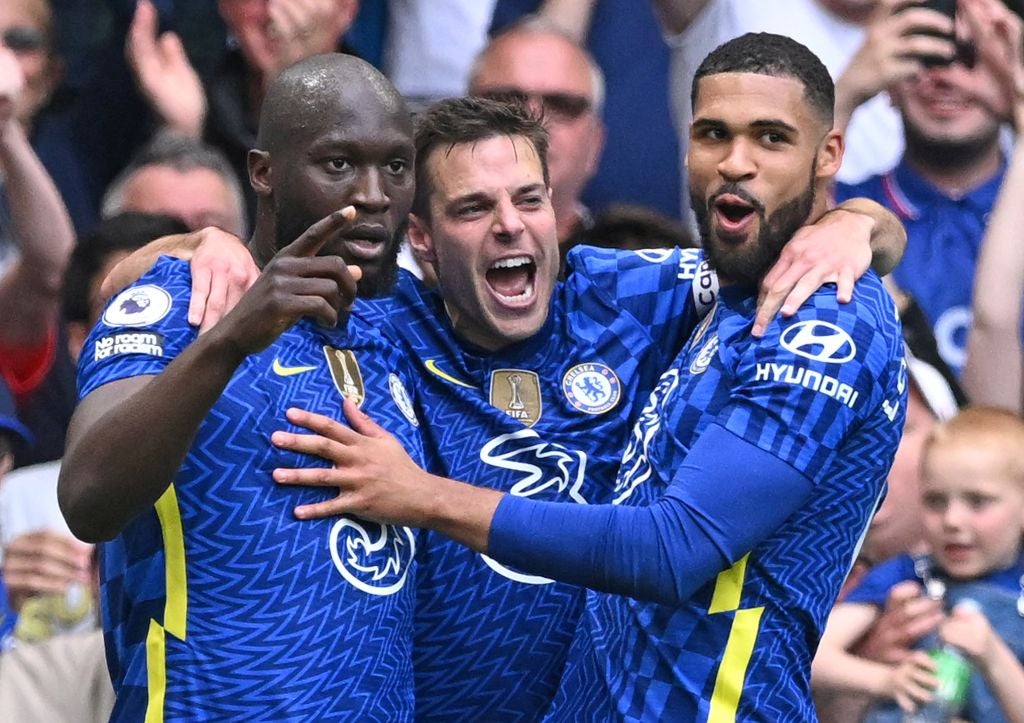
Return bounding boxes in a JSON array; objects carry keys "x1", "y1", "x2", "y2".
[{"x1": 921, "y1": 442, "x2": 1024, "y2": 579}]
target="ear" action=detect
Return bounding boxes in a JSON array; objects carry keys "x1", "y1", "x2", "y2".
[
  {"x1": 815, "y1": 129, "x2": 844, "y2": 181},
  {"x1": 248, "y1": 149, "x2": 272, "y2": 197},
  {"x1": 407, "y1": 213, "x2": 438, "y2": 267}
]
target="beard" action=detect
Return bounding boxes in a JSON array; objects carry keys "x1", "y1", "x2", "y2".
[
  {"x1": 274, "y1": 208, "x2": 404, "y2": 300},
  {"x1": 903, "y1": 117, "x2": 1000, "y2": 173},
  {"x1": 690, "y1": 168, "x2": 816, "y2": 286}
]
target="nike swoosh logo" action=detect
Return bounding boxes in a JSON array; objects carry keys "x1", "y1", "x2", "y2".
[
  {"x1": 272, "y1": 359, "x2": 318, "y2": 377},
  {"x1": 424, "y1": 359, "x2": 475, "y2": 389}
]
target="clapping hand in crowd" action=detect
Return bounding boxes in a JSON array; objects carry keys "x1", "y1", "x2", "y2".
[
  {"x1": 0, "y1": 44, "x2": 25, "y2": 128},
  {"x1": 126, "y1": 0, "x2": 206, "y2": 137},
  {"x1": 960, "y1": 0, "x2": 1024, "y2": 128}
]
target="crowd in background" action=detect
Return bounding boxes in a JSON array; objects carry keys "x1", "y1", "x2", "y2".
[{"x1": 0, "y1": 0, "x2": 1022, "y2": 720}]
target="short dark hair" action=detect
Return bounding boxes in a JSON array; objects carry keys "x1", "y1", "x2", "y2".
[
  {"x1": 412, "y1": 96, "x2": 550, "y2": 219},
  {"x1": 63, "y1": 212, "x2": 190, "y2": 324},
  {"x1": 691, "y1": 33, "x2": 835, "y2": 126}
]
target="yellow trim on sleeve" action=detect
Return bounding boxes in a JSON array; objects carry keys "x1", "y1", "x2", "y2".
[
  {"x1": 708, "y1": 553, "x2": 750, "y2": 614},
  {"x1": 145, "y1": 620, "x2": 167, "y2": 723},
  {"x1": 154, "y1": 485, "x2": 187, "y2": 640},
  {"x1": 707, "y1": 606, "x2": 765, "y2": 723}
]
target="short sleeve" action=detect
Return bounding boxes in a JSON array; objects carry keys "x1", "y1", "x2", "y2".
[
  {"x1": 714, "y1": 281, "x2": 904, "y2": 480},
  {"x1": 77, "y1": 257, "x2": 197, "y2": 400}
]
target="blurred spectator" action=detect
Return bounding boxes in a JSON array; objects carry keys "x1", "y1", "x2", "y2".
[
  {"x1": 492, "y1": 0, "x2": 681, "y2": 218},
  {"x1": 0, "y1": 35, "x2": 76, "y2": 467},
  {"x1": 0, "y1": 214, "x2": 183, "y2": 723},
  {"x1": 961, "y1": 0, "x2": 1024, "y2": 414},
  {"x1": 384, "y1": 0, "x2": 497, "y2": 103},
  {"x1": 127, "y1": 0, "x2": 361, "y2": 222},
  {"x1": 0, "y1": 377, "x2": 31, "y2": 648},
  {"x1": 469, "y1": 18, "x2": 605, "y2": 250},
  {"x1": 101, "y1": 130, "x2": 247, "y2": 237},
  {"x1": 1, "y1": 0, "x2": 155, "y2": 237},
  {"x1": 813, "y1": 407, "x2": 1024, "y2": 722},
  {"x1": 836, "y1": 0, "x2": 1011, "y2": 376}
]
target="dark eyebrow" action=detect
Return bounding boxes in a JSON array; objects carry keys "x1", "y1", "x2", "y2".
[
  {"x1": 445, "y1": 192, "x2": 493, "y2": 213},
  {"x1": 750, "y1": 119, "x2": 799, "y2": 135},
  {"x1": 514, "y1": 183, "x2": 547, "y2": 196},
  {"x1": 691, "y1": 118, "x2": 724, "y2": 132}
]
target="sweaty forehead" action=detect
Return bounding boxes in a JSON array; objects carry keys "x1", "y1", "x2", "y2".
[{"x1": 264, "y1": 65, "x2": 412, "y2": 152}]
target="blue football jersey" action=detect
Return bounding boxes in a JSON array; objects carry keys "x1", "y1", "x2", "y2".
[
  {"x1": 388, "y1": 246, "x2": 716, "y2": 720},
  {"x1": 78, "y1": 257, "x2": 424, "y2": 721},
  {"x1": 836, "y1": 159, "x2": 1007, "y2": 374},
  {"x1": 547, "y1": 275, "x2": 906, "y2": 721}
]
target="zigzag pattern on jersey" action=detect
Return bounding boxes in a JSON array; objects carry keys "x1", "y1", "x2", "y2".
[
  {"x1": 162, "y1": 343, "x2": 417, "y2": 719},
  {"x1": 388, "y1": 249, "x2": 706, "y2": 720},
  {"x1": 551, "y1": 276, "x2": 906, "y2": 720},
  {"x1": 81, "y1": 259, "x2": 422, "y2": 720}
]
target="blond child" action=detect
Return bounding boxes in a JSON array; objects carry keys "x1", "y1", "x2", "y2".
[{"x1": 812, "y1": 407, "x2": 1024, "y2": 722}]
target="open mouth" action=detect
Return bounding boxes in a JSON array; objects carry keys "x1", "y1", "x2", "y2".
[
  {"x1": 340, "y1": 225, "x2": 390, "y2": 262},
  {"x1": 713, "y1": 195, "x2": 756, "y2": 234},
  {"x1": 942, "y1": 543, "x2": 973, "y2": 561},
  {"x1": 485, "y1": 255, "x2": 537, "y2": 306}
]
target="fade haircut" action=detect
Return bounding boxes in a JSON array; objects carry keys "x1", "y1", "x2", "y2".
[
  {"x1": 692, "y1": 33, "x2": 835, "y2": 127},
  {"x1": 412, "y1": 96, "x2": 550, "y2": 220}
]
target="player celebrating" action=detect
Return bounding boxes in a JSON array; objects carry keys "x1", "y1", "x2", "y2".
[
  {"x1": 271, "y1": 33, "x2": 907, "y2": 720},
  {"x1": 58, "y1": 56, "x2": 423, "y2": 720}
]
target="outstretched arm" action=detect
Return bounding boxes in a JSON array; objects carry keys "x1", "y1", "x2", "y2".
[
  {"x1": 59, "y1": 212, "x2": 357, "y2": 542},
  {"x1": 273, "y1": 408, "x2": 811, "y2": 606},
  {"x1": 959, "y1": 0, "x2": 1024, "y2": 412}
]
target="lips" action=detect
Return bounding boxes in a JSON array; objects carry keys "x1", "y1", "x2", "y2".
[
  {"x1": 712, "y1": 194, "x2": 756, "y2": 236},
  {"x1": 340, "y1": 225, "x2": 390, "y2": 262},
  {"x1": 485, "y1": 255, "x2": 537, "y2": 307},
  {"x1": 941, "y1": 543, "x2": 974, "y2": 563}
]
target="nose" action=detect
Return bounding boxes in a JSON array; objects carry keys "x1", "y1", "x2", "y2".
[
  {"x1": 492, "y1": 197, "x2": 525, "y2": 242},
  {"x1": 349, "y1": 167, "x2": 389, "y2": 215},
  {"x1": 942, "y1": 499, "x2": 968, "y2": 531},
  {"x1": 717, "y1": 139, "x2": 756, "y2": 183}
]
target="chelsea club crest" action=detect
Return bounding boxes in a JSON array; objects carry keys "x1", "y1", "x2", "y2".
[{"x1": 562, "y1": 363, "x2": 621, "y2": 415}]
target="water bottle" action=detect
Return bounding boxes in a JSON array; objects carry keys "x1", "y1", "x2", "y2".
[
  {"x1": 902, "y1": 586, "x2": 976, "y2": 723},
  {"x1": 902, "y1": 642, "x2": 972, "y2": 722}
]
